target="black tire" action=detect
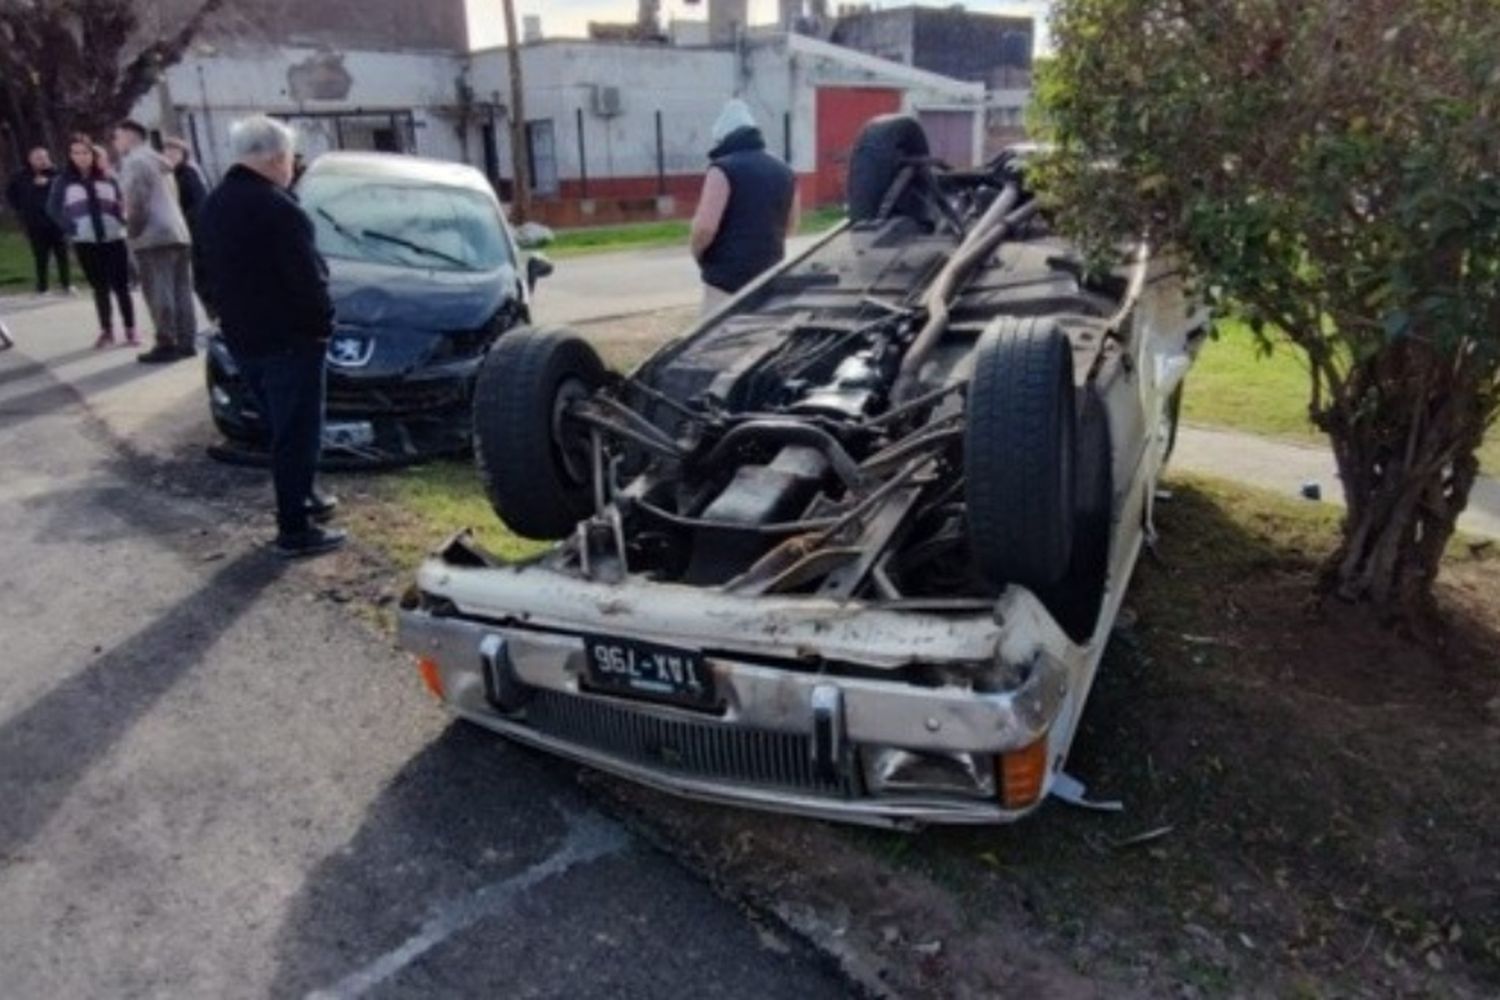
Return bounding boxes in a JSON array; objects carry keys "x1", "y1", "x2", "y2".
[
  {"x1": 1163, "y1": 383, "x2": 1184, "y2": 468},
  {"x1": 846, "y1": 114, "x2": 930, "y2": 222},
  {"x1": 1037, "y1": 387, "x2": 1113, "y2": 642},
  {"x1": 964, "y1": 316, "x2": 1077, "y2": 589},
  {"x1": 473, "y1": 328, "x2": 606, "y2": 540}
]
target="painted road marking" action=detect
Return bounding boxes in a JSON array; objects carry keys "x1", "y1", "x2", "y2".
[{"x1": 307, "y1": 806, "x2": 629, "y2": 999}]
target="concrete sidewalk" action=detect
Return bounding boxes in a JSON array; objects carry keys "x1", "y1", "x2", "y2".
[
  {"x1": 0, "y1": 293, "x2": 206, "y2": 461},
  {"x1": 1175, "y1": 424, "x2": 1500, "y2": 539}
]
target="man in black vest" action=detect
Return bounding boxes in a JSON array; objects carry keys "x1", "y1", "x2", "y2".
[{"x1": 690, "y1": 99, "x2": 799, "y2": 315}]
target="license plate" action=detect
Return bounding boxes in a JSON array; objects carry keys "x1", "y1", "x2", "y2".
[
  {"x1": 322, "y1": 420, "x2": 375, "y2": 449},
  {"x1": 583, "y1": 635, "x2": 715, "y2": 709}
]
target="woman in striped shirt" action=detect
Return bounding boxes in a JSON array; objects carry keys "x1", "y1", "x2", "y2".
[{"x1": 48, "y1": 136, "x2": 137, "y2": 348}]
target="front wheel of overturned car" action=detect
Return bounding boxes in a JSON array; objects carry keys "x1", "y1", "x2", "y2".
[
  {"x1": 473, "y1": 328, "x2": 607, "y2": 539},
  {"x1": 964, "y1": 316, "x2": 1077, "y2": 591}
]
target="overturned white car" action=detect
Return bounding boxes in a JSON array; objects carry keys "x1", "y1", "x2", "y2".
[{"x1": 400, "y1": 117, "x2": 1208, "y2": 828}]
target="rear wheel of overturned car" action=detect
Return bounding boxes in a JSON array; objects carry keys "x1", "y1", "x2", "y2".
[
  {"x1": 846, "y1": 114, "x2": 931, "y2": 223},
  {"x1": 964, "y1": 316, "x2": 1077, "y2": 590},
  {"x1": 473, "y1": 328, "x2": 606, "y2": 540}
]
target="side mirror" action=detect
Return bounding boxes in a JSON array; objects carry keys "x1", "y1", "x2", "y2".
[
  {"x1": 514, "y1": 221, "x2": 555, "y2": 251},
  {"x1": 526, "y1": 254, "x2": 554, "y2": 290}
]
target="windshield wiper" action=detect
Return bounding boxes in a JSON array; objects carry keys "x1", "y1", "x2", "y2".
[
  {"x1": 361, "y1": 229, "x2": 469, "y2": 269},
  {"x1": 316, "y1": 207, "x2": 364, "y2": 244}
]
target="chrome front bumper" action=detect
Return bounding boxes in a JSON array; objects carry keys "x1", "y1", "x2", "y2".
[{"x1": 400, "y1": 560, "x2": 1086, "y2": 828}]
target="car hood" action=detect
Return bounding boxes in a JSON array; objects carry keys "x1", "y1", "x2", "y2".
[{"x1": 329, "y1": 257, "x2": 521, "y2": 332}]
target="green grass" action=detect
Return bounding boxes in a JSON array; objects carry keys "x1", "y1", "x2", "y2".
[
  {"x1": 549, "y1": 220, "x2": 693, "y2": 258},
  {"x1": 0, "y1": 224, "x2": 35, "y2": 291},
  {"x1": 546, "y1": 205, "x2": 846, "y2": 259},
  {"x1": 340, "y1": 460, "x2": 547, "y2": 574},
  {"x1": 1187, "y1": 318, "x2": 1500, "y2": 474}
]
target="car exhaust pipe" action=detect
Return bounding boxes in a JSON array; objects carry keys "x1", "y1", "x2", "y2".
[{"x1": 892, "y1": 184, "x2": 1034, "y2": 402}]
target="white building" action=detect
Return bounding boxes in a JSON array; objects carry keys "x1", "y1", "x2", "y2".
[{"x1": 134, "y1": 28, "x2": 999, "y2": 225}]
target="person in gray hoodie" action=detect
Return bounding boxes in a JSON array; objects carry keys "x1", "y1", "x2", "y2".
[{"x1": 113, "y1": 120, "x2": 196, "y2": 364}]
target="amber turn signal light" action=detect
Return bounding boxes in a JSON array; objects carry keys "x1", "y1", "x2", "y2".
[
  {"x1": 416, "y1": 657, "x2": 445, "y2": 700},
  {"x1": 998, "y1": 735, "x2": 1049, "y2": 810}
]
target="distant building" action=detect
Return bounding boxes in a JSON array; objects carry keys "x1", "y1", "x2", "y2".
[
  {"x1": 193, "y1": 0, "x2": 469, "y2": 52},
  {"x1": 708, "y1": 0, "x2": 750, "y2": 45},
  {"x1": 132, "y1": 5, "x2": 996, "y2": 225},
  {"x1": 464, "y1": 32, "x2": 985, "y2": 224},
  {"x1": 829, "y1": 5, "x2": 1033, "y2": 90}
]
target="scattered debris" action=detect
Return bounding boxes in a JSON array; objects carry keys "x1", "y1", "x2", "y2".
[
  {"x1": 1111, "y1": 825, "x2": 1175, "y2": 850},
  {"x1": 1180, "y1": 633, "x2": 1239, "y2": 648},
  {"x1": 1300, "y1": 481, "x2": 1322, "y2": 501},
  {"x1": 1050, "y1": 772, "x2": 1125, "y2": 812}
]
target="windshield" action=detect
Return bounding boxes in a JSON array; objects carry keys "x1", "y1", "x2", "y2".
[{"x1": 298, "y1": 172, "x2": 512, "y2": 273}]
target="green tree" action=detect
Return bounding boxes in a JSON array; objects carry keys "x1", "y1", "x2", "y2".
[
  {"x1": 0, "y1": 0, "x2": 224, "y2": 159},
  {"x1": 1035, "y1": 0, "x2": 1500, "y2": 623}
]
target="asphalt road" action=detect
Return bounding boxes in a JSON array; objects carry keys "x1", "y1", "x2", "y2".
[
  {"x1": 539, "y1": 234, "x2": 824, "y2": 325},
  {"x1": 0, "y1": 308, "x2": 853, "y2": 996}
]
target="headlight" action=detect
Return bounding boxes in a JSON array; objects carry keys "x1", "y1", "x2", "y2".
[{"x1": 209, "y1": 385, "x2": 233, "y2": 409}]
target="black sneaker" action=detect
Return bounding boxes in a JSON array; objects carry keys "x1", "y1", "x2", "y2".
[
  {"x1": 137, "y1": 345, "x2": 183, "y2": 364},
  {"x1": 305, "y1": 491, "x2": 339, "y2": 521},
  {"x1": 275, "y1": 526, "x2": 347, "y2": 559},
  {"x1": 176, "y1": 344, "x2": 199, "y2": 358}
]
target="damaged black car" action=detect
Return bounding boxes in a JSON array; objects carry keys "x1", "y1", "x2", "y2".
[{"x1": 206, "y1": 152, "x2": 553, "y2": 467}]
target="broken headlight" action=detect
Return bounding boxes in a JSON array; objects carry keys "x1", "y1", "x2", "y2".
[{"x1": 862, "y1": 747, "x2": 997, "y2": 800}]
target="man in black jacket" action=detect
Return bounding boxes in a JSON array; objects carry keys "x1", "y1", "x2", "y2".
[
  {"x1": 196, "y1": 115, "x2": 343, "y2": 558},
  {"x1": 5, "y1": 146, "x2": 72, "y2": 294}
]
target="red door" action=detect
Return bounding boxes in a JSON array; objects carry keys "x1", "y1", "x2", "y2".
[{"x1": 815, "y1": 87, "x2": 902, "y2": 206}]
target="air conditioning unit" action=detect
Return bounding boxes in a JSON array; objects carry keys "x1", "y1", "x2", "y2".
[{"x1": 591, "y1": 85, "x2": 623, "y2": 117}]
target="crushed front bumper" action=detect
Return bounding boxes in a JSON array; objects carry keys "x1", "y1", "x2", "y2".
[
  {"x1": 205, "y1": 336, "x2": 475, "y2": 469},
  {"x1": 400, "y1": 552, "x2": 1088, "y2": 828}
]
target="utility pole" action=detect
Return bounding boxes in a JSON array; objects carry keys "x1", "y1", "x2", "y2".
[{"x1": 501, "y1": 0, "x2": 531, "y2": 222}]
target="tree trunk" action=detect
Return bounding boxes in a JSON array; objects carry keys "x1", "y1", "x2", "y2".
[{"x1": 1320, "y1": 339, "x2": 1488, "y2": 624}]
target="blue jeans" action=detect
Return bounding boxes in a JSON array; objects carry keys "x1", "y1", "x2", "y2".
[{"x1": 236, "y1": 343, "x2": 326, "y2": 535}]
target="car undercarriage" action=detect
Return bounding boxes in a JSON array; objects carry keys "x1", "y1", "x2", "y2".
[{"x1": 400, "y1": 118, "x2": 1208, "y2": 827}]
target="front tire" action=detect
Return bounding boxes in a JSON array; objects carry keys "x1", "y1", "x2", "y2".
[
  {"x1": 473, "y1": 328, "x2": 606, "y2": 539},
  {"x1": 846, "y1": 115, "x2": 931, "y2": 223},
  {"x1": 964, "y1": 316, "x2": 1078, "y2": 590}
]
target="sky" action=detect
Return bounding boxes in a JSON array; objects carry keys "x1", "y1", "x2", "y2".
[{"x1": 466, "y1": 1, "x2": 1053, "y2": 51}]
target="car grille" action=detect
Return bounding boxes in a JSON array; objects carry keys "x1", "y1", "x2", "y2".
[
  {"x1": 326, "y1": 377, "x2": 468, "y2": 417},
  {"x1": 525, "y1": 690, "x2": 858, "y2": 798}
]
